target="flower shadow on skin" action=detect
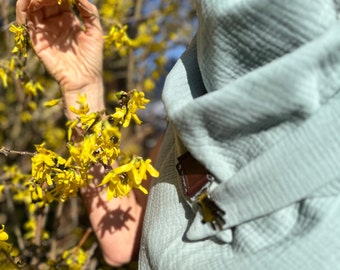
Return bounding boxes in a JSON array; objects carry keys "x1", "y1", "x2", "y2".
[
  {"x1": 81, "y1": 184, "x2": 136, "y2": 239},
  {"x1": 97, "y1": 205, "x2": 135, "y2": 238},
  {"x1": 28, "y1": 10, "x2": 85, "y2": 54}
]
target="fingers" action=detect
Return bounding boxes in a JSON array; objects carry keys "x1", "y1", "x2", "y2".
[
  {"x1": 28, "y1": 0, "x2": 71, "y2": 20},
  {"x1": 75, "y1": 0, "x2": 102, "y2": 35},
  {"x1": 16, "y1": 0, "x2": 30, "y2": 25},
  {"x1": 16, "y1": 0, "x2": 71, "y2": 25},
  {"x1": 28, "y1": 0, "x2": 61, "y2": 12}
]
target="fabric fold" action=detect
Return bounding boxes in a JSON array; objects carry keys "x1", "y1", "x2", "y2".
[
  {"x1": 162, "y1": 0, "x2": 340, "y2": 241},
  {"x1": 186, "y1": 90, "x2": 340, "y2": 240}
]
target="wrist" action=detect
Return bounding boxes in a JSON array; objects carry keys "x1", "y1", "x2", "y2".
[{"x1": 62, "y1": 80, "x2": 105, "y2": 119}]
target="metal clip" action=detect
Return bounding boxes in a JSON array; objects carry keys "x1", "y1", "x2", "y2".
[
  {"x1": 197, "y1": 189, "x2": 226, "y2": 230},
  {"x1": 176, "y1": 152, "x2": 226, "y2": 230}
]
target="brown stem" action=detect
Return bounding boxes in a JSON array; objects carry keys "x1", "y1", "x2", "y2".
[
  {"x1": 126, "y1": 0, "x2": 144, "y2": 90},
  {"x1": 127, "y1": 48, "x2": 134, "y2": 91},
  {"x1": 0, "y1": 0, "x2": 10, "y2": 53},
  {"x1": 73, "y1": 227, "x2": 92, "y2": 255},
  {"x1": 1, "y1": 250, "x2": 19, "y2": 269},
  {"x1": 30, "y1": 205, "x2": 49, "y2": 265},
  {"x1": 70, "y1": 197, "x2": 79, "y2": 228},
  {"x1": 48, "y1": 201, "x2": 64, "y2": 260},
  {"x1": 0, "y1": 146, "x2": 35, "y2": 157},
  {"x1": 3, "y1": 187, "x2": 25, "y2": 251}
]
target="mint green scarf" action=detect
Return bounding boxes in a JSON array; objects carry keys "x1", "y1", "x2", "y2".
[
  {"x1": 162, "y1": 0, "x2": 340, "y2": 239},
  {"x1": 140, "y1": 1, "x2": 340, "y2": 268}
]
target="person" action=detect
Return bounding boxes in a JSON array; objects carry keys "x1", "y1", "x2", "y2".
[{"x1": 15, "y1": 0, "x2": 340, "y2": 269}]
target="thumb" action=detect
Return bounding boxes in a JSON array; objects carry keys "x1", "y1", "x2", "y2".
[{"x1": 16, "y1": 0, "x2": 30, "y2": 25}]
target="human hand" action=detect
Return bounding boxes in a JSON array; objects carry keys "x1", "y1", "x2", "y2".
[
  {"x1": 16, "y1": 0, "x2": 105, "y2": 116},
  {"x1": 16, "y1": 0, "x2": 103, "y2": 92}
]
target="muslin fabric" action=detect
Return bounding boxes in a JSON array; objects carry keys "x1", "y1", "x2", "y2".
[{"x1": 139, "y1": 0, "x2": 340, "y2": 269}]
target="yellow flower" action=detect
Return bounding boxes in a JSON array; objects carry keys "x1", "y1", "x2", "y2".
[
  {"x1": 31, "y1": 143, "x2": 88, "y2": 202},
  {"x1": 68, "y1": 94, "x2": 103, "y2": 132},
  {"x1": 100, "y1": 156, "x2": 158, "y2": 199},
  {"x1": 110, "y1": 90, "x2": 150, "y2": 128},
  {"x1": 130, "y1": 90, "x2": 149, "y2": 110},
  {"x1": 0, "y1": 225, "x2": 9, "y2": 241},
  {"x1": 100, "y1": 0, "x2": 133, "y2": 20},
  {"x1": 23, "y1": 219, "x2": 36, "y2": 240},
  {"x1": 143, "y1": 77, "x2": 156, "y2": 92},
  {"x1": 62, "y1": 247, "x2": 87, "y2": 270},
  {"x1": 9, "y1": 58, "x2": 16, "y2": 71},
  {"x1": 79, "y1": 112, "x2": 99, "y2": 132},
  {"x1": 21, "y1": 111, "x2": 32, "y2": 122},
  {"x1": 32, "y1": 142, "x2": 88, "y2": 203},
  {"x1": 68, "y1": 134, "x2": 98, "y2": 167},
  {"x1": 104, "y1": 25, "x2": 133, "y2": 50},
  {"x1": 13, "y1": 187, "x2": 32, "y2": 205},
  {"x1": 124, "y1": 90, "x2": 149, "y2": 127},
  {"x1": 23, "y1": 81, "x2": 44, "y2": 96},
  {"x1": 111, "y1": 106, "x2": 127, "y2": 126},
  {"x1": 100, "y1": 160, "x2": 135, "y2": 199},
  {"x1": 0, "y1": 225, "x2": 17, "y2": 256},
  {"x1": 66, "y1": 119, "x2": 79, "y2": 141},
  {"x1": 94, "y1": 121, "x2": 121, "y2": 166},
  {"x1": 44, "y1": 98, "x2": 61, "y2": 107},
  {"x1": 24, "y1": 93, "x2": 158, "y2": 204},
  {"x1": 69, "y1": 94, "x2": 90, "y2": 116},
  {"x1": 50, "y1": 169, "x2": 85, "y2": 201},
  {"x1": 136, "y1": 158, "x2": 159, "y2": 182},
  {"x1": 31, "y1": 143, "x2": 58, "y2": 184},
  {"x1": 9, "y1": 23, "x2": 28, "y2": 57},
  {"x1": 57, "y1": 0, "x2": 75, "y2": 5},
  {"x1": 0, "y1": 68, "x2": 8, "y2": 87},
  {"x1": 151, "y1": 70, "x2": 161, "y2": 80},
  {"x1": 2, "y1": 165, "x2": 32, "y2": 205}
]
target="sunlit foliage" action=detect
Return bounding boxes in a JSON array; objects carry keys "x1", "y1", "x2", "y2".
[{"x1": 0, "y1": 0, "x2": 195, "y2": 268}]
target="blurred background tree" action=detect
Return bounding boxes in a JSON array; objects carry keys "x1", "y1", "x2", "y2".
[{"x1": 0, "y1": 0, "x2": 196, "y2": 268}]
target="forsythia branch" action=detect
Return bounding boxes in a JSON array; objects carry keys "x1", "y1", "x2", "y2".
[{"x1": 0, "y1": 146, "x2": 35, "y2": 157}]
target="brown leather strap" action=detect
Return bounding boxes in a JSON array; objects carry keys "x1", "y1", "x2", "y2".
[{"x1": 176, "y1": 152, "x2": 212, "y2": 198}]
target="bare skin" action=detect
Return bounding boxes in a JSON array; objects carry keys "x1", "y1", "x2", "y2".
[{"x1": 15, "y1": 0, "x2": 144, "y2": 266}]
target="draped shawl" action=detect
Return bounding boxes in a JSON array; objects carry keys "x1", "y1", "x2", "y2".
[{"x1": 139, "y1": 1, "x2": 340, "y2": 269}]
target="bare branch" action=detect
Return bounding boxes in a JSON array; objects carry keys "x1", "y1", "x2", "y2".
[{"x1": 0, "y1": 146, "x2": 35, "y2": 157}]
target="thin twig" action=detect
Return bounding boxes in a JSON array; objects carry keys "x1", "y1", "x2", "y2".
[
  {"x1": 83, "y1": 242, "x2": 98, "y2": 270},
  {"x1": 30, "y1": 205, "x2": 49, "y2": 265},
  {"x1": 73, "y1": 227, "x2": 92, "y2": 255},
  {"x1": 0, "y1": 146, "x2": 35, "y2": 157},
  {"x1": 48, "y1": 201, "x2": 64, "y2": 260},
  {"x1": 1, "y1": 250, "x2": 19, "y2": 269},
  {"x1": 1, "y1": 0, "x2": 10, "y2": 51},
  {"x1": 127, "y1": 0, "x2": 144, "y2": 90},
  {"x1": 70, "y1": 197, "x2": 79, "y2": 228},
  {"x1": 3, "y1": 187, "x2": 25, "y2": 251}
]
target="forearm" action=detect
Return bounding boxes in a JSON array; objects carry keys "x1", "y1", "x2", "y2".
[
  {"x1": 81, "y1": 164, "x2": 145, "y2": 266},
  {"x1": 63, "y1": 81, "x2": 144, "y2": 266}
]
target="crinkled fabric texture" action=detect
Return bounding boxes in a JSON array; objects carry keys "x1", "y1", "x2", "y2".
[{"x1": 139, "y1": 0, "x2": 340, "y2": 269}]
